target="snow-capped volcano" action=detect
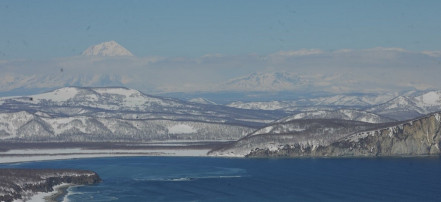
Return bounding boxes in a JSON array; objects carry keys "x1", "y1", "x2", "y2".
[{"x1": 82, "y1": 41, "x2": 134, "y2": 57}]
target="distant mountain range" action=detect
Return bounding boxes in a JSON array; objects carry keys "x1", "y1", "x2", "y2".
[
  {"x1": 228, "y1": 90, "x2": 441, "y2": 121},
  {"x1": 367, "y1": 91, "x2": 441, "y2": 120}
]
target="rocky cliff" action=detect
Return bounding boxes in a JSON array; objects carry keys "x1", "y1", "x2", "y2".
[
  {"x1": 212, "y1": 113, "x2": 441, "y2": 158},
  {"x1": 0, "y1": 169, "x2": 101, "y2": 202}
]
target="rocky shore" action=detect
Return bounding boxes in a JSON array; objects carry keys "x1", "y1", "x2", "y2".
[{"x1": 0, "y1": 168, "x2": 101, "y2": 202}]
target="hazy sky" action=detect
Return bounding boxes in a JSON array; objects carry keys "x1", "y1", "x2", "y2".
[
  {"x1": 1, "y1": 1, "x2": 441, "y2": 96},
  {"x1": 1, "y1": 0, "x2": 441, "y2": 59}
]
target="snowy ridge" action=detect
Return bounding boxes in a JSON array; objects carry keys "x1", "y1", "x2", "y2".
[
  {"x1": 0, "y1": 110, "x2": 254, "y2": 142},
  {"x1": 188, "y1": 98, "x2": 217, "y2": 105},
  {"x1": 210, "y1": 111, "x2": 441, "y2": 157},
  {"x1": 7, "y1": 87, "x2": 187, "y2": 111},
  {"x1": 308, "y1": 94, "x2": 396, "y2": 107},
  {"x1": 368, "y1": 91, "x2": 441, "y2": 120},
  {"x1": 227, "y1": 93, "x2": 396, "y2": 111},
  {"x1": 276, "y1": 109, "x2": 394, "y2": 124},
  {"x1": 209, "y1": 119, "x2": 377, "y2": 157},
  {"x1": 33, "y1": 87, "x2": 80, "y2": 102},
  {"x1": 82, "y1": 41, "x2": 134, "y2": 57},
  {"x1": 227, "y1": 90, "x2": 441, "y2": 121}
]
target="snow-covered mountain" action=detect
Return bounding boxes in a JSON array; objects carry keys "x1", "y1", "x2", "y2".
[
  {"x1": 82, "y1": 41, "x2": 134, "y2": 57},
  {"x1": 275, "y1": 109, "x2": 394, "y2": 124},
  {"x1": 0, "y1": 87, "x2": 284, "y2": 142},
  {"x1": 221, "y1": 72, "x2": 308, "y2": 91},
  {"x1": 368, "y1": 91, "x2": 441, "y2": 120}
]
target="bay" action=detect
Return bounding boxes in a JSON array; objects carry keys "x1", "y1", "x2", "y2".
[{"x1": 1, "y1": 156, "x2": 441, "y2": 201}]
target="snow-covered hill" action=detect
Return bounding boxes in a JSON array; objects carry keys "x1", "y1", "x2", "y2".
[
  {"x1": 8, "y1": 87, "x2": 188, "y2": 112},
  {"x1": 188, "y1": 98, "x2": 217, "y2": 105},
  {"x1": 82, "y1": 41, "x2": 134, "y2": 57},
  {"x1": 0, "y1": 110, "x2": 253, "y2": 142},
  {"x1": 275, "y1": 109, "x2": 394, "y2": 124},
  {"x1": 0, "y1": 87, "x2": 284, "y2": 142}
]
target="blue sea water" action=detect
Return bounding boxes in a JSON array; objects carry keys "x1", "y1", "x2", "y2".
[{"x1": 1, "y1": 156, "x2": 441, "y2": 201}]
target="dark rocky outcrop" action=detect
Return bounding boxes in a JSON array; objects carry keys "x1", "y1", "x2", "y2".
[{"x1": 0, "y1": 168, "x2": 101, "y2": 202}]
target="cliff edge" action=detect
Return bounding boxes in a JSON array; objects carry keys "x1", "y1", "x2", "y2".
[{"x1": 211, "y1": 113, "x2": 441, "y2": 158}]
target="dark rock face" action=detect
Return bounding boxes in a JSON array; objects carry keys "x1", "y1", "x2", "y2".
[
  {"x1": 321, "y1": 113, "x2": 441, "y2": 157},
  {"x1": 0, "y1": 169, "x2": 101, "y2": 202},
  {"x1": 241, "y1": 113, "x2": 441, "y2": 157}
]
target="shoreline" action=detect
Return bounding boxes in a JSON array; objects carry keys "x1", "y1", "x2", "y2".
[
  {"x1": 0, "y1": 148, "x2": 211, "y2": 164},
  {"x1": 15, "y1": 183, "x2": 72, "y2": 202},
  {"x1": 44, "y1": 183, "x2": 72, "y2": 202},
  {"x1": 3, "y1": 168, "x2": 101, "y2": 202}
]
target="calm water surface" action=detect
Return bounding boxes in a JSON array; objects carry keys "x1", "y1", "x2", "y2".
[{"x1": 1, "y1": 156, "x2": 441, "y2": 201}]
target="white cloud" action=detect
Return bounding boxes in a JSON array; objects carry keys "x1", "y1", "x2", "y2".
[
  {"x1": 332, "y1": 49, "x2": 353, "y2": 54},
  {"x1": 365, "y1": 47, "x2": 409, "y2": 52},
  {"x1": 421, "y1": 51, "x2": 441, "y2": 57}
]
